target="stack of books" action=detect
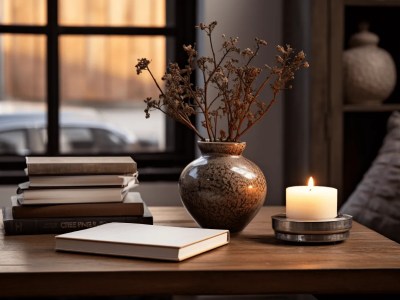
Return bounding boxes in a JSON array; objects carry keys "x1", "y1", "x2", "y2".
[{"x1": 2, "y1": 156, "x2": 153, "y2": 235}]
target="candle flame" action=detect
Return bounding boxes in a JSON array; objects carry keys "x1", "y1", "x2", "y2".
[{"x1": 308, "y1": 177, "x2": 314, "y2": 187}]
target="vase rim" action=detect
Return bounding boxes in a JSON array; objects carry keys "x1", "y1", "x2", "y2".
[
  {"x1": 198, "y1": 140, "x2": 246, "y2": 146},
  {"x1": 197, "y1": 140, "x2": 246, "y2": 155}
]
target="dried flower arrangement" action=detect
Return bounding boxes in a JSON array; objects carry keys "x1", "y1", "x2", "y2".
[{"x1": 135, "y1": 21, "x2": 309, "y2": 142}]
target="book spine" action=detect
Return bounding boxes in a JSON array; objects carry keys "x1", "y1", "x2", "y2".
[
  {"x1": 3, "y1": 215, "x2": 153, "y2": 235},
  {"x1": 12, "y1": 203, "x2": 144, "y2": 219},
  {"x1": 28, "y1": 163, "x2": 137, "y2": 175}
]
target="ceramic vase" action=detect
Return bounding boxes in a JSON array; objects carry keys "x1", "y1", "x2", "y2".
[
  {"x1": 343, "y1": 23, "x2": 396, "y2": 105},
  {"x1": 178, "y1": 141, "x2": 267, "y2": 232}
]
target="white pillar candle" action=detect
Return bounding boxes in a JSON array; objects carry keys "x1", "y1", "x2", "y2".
[{"x1": 286, "y1": 177, "x2": 338, "y2": 220}]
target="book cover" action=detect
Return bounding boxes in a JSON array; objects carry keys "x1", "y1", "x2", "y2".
[
  {"x1": 17, "y1": 181, "x2": 128, "y2": 205},
  {"x1": 2, "y1": 202, "x2": 153, "y2": 235},
  {"x1": 55, "y1": 223, "x2": 230, "y2": 261},
  {"x1": 12, "y1": 192, "x2": 145, "y2": 219},
  {"x1": 26, "y1": 156, "x2": 137, "y2": 175}
]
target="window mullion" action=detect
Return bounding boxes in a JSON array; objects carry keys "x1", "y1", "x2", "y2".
[{"x1": 46, "y1": 0, "x2": 60, "y2": 155}]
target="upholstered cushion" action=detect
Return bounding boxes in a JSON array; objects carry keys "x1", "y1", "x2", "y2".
[{"x1": 340, "y1": 111, "x2": 400, "y2": 243}]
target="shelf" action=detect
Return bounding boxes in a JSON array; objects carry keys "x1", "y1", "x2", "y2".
[
  {"x1": 345, "y1": 0, "x2": 400, "y2": 6},
  {"x1": 343, "y1": 103, "x2": 400, "y2": 112}
]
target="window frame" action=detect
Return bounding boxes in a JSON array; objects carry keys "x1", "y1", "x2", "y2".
[{"x1": 0, "y1": 0, "x2": 196, "y2": 183}]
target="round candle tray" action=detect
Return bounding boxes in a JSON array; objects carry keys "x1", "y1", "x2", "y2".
[{"x1": 271, "y1": 213, "x2": 353, "y2": 243}]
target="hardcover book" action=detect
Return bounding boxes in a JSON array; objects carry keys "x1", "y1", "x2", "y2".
[
  {"x1": 25, "y1": 156, "x2": 137, "y2": 175},
  {"x1": 12, "y1": 192, "x2": 145, "y2": 219},
  {"x1": 17, "y1": 181, "x2": 128, "y2": 205},
  {"x1": 28, "y1": 173, "x2": 138, "y2": 187},
  {"x1": 55, "y1": 223, "x2": 229, "y2": 261},
  {"x1": 2, "y1": 202, "x2": 153, "y2": 235}
]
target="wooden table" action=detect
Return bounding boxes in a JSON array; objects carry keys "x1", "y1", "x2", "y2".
[{"x1": 1, "y1": 206, "x2": 400, "y2": 297}]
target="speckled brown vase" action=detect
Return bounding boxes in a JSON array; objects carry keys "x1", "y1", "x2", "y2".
[{"x1": 179, "y1": 141, "x2": 267, "y2": 232}]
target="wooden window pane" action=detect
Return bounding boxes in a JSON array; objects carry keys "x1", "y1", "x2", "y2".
[
  {"x1": 0, "y1": 34, "x2": 47, "y2": 155},
  {"x1": 59, "y1": 35, "x2": 167, "y2": 154},
  {"x1": 0, "y1": 0, "x2": 46, "y2": 25},
  {"x1": 59, "y1": 0, "x2": 168, "y2": 27}
]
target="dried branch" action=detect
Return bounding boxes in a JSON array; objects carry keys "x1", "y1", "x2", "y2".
[{"x1": 135, "y1": 21, "x2": 309, "y2": 142}]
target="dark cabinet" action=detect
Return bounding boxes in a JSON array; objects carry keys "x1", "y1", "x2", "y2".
[{"x1": 285, "y1": 0, "x2": 400, "y2": 205}]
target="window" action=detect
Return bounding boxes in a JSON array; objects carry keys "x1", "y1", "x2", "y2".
[
  {"x1": 0, "y1": 129, "x2": 29, "y2": 155},
  {"x1": 0, "y1": 0, "x2": 196, "y2": 183}
]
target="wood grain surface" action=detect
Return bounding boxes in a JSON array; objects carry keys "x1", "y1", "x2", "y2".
[{"x1": 1, "y1": 206, "x2": 400, "y2": 296}]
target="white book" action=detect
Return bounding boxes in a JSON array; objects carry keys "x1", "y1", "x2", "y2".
[
  {"x1": 55, "y1": 223, "x2": 230, "y2": 261},
  {"x1": 17, "y1": 182, "x2": 129, "y2": 205},
  {"x1": 25, "y1": 156, "x2": 137, "y2": 175}
]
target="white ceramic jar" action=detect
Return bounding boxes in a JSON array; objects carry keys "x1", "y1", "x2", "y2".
[{"x1": 343, "y1": 24, "x2": 397, "y2": 105}]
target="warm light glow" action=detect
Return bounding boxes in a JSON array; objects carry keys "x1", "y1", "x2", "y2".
[{"x1": 307, "y1": 177, "x2": 314, "y2": 187}]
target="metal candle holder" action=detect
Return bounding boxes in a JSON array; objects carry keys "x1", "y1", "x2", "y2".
[{"x1": 271, "y1": 213, "x2": 353, "y2": 243}]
